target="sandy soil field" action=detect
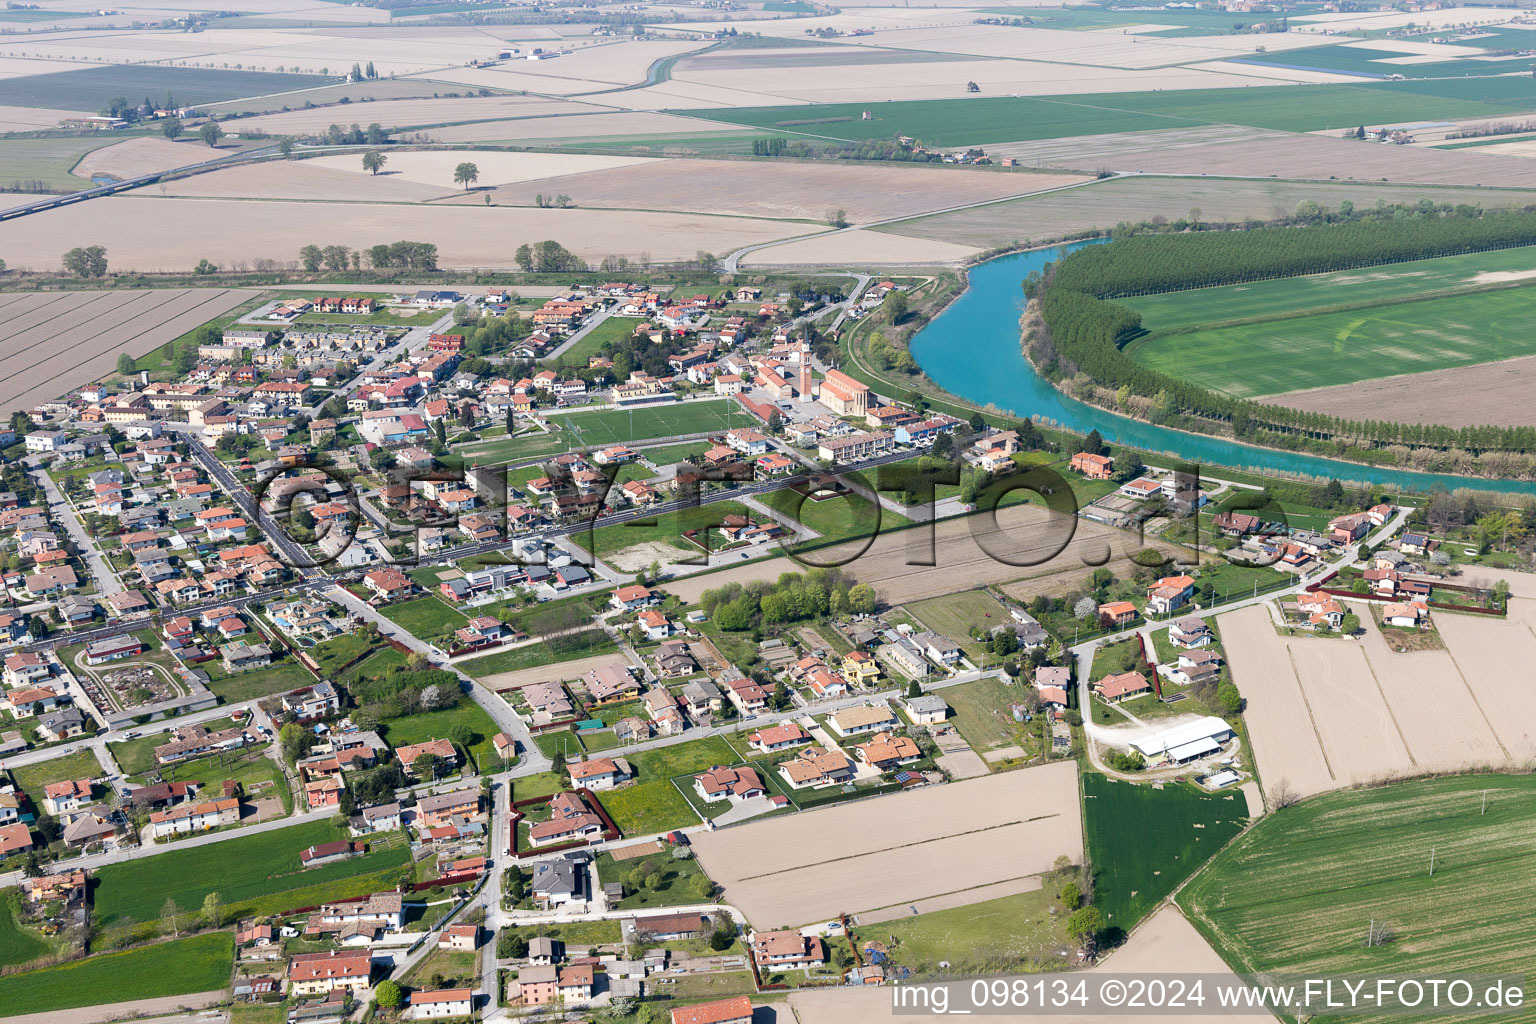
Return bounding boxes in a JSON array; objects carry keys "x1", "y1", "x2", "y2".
[
  {"x1": 0, "y1": 103, "x2": 95, "y2": 133},
  {"x1": 1435, "y1": 602, "x2": 1536, "y2": 762},
  {"x1": 881, "y1": 175, "x2": 1536, "y2": 249},
  {"x1": 0, "y1": 288, "x2": 260, "y2": 415},
  {"x1": 234, "y1": 95, "x2": 595, "y2": 135},
  {"x1": 1258, "y1": 354, "x2": 1536, "y2": 428},
  {"x1": 411, "y1": 111, "x2": 745, "y2": 145},
  {"x1": 73, "y1": 137, "x2": 213, "y2": 179},
  {"x1": 666, "y1": 504, "x2": 1186, "y2": 606},
  {"x1": 150, "y1": 160, "x2": 450, "y2": 202},
  {"x1": 202, "y1": 77, "x2": 476, "y2": 115},
  {"x1": 1220, "y1": 601, "x2": 1517, "y2": 803},
  {"x1": 691, "y1": 761, "x2": 1081, "y2": 928},
  {"x1": 439, "y1": 158, "x2": 1085, "y2": 223},
  {"x1": 0, "y1": 57, "x2": 99, "y2": 78},
  {"x1": 788, "y1": 905, "x2": 1251, "y2": 1024},
  {"x1": 607, "y1": 78, "x2": 813, "y2": 111},
  {"x1": 307, "y1": 150, "x2": 654, "y2": 190},
  {"x1": 855, "y1": 875, "x2": 1042, "y2": 925},
  {"x1": 740, "y1": 228, "x2": 980, "y2": 267},
  {"x1": 0, "y1": 196, "x2": 804, "y2": 271}
]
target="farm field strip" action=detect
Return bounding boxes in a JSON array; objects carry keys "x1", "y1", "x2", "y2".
[
  {"x1": 1255, "y1": 352, "x2": 1536, "y2": 428},
  {"x1": 1181, "y1": 774, "x2": 1536, "y2": 1006},
  {"x1": 1126, "y1": 282, "x2": 1536, "y2": 399},
  {"x1": 691, "y1": 763, "x2": 1081, "y2": 927},
  {"x1": 1434, "y1": 601, "x2": 1536, "y2": 761},
  {"x1": 0, "y1": 288, "x2": 262, "y2": 413}
]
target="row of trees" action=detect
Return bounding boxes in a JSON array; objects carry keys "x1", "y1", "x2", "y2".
[
  {"x1": 1032, "y1": 208, "x2": 1536, "y2": 461},
  {"x1": 297, "y1": 240, "x2": 439, "y2": 271},
  {"x1": 701, "y1": 569, "x2": 877, "y2": 631}
]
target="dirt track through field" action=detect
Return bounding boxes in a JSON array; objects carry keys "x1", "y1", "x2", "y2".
[
  {"x1": 0, "y1": 288, "x2": 260, "y2": 415},
  {"x1": 691, "y1": 761, "x2": 1080, "y2": 928}
]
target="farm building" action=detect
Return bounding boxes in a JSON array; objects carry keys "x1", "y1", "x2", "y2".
[{"x1": 1129, "y1": 717, "x2": 1234, "y2": 764}]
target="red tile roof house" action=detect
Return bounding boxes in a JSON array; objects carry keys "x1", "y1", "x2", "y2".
[
  {"x1": 396, "y1": 739, "x2": 459, "y2": 778},
  {"x1": 611, "y1": 584, "x2": 656, "y2": 611},
  {"x1": 1069, "y1": 452, "x2": 1114, "y2": 479},
  {"x1": 1098, "y1": 601, "x2": 1139, "y2": 628},
  {"x1": 408, "y1": 988, "x2": 474, "y2": 1018},
  {"x1": 1095, "y1": 671, "x2": 1151, "y2": 704},
  {"x1": 527, "y1": 791, "x2": 605, "y2": 847},
  {"x1": 1145, "y1": 574, "x2": 1195, "y2": 616},
  {"x1": 438, "y1": 923, "x2": 479, "y2": 951},
  {"x1": 693, "y1": 765, "x2": 764, "y2": 804},
  {"x1": 746, "y1": 722, "x2": 810, "y2": 754},
  {"x1": 363, "y1": 567, "x2": 413, "y2": 601},
  {"x1": 287, "y1": 950, "x2": 374, "y2": 997},
  {"x1": 751, "y1": 929, "x2": 825, "y2": 969},
  {"x1": 568, "y1": 757, "x2": 632, "y2": 790},
  {"x1": 671, "y1": 996, "x2": 754, "y2": 1024},
  {"x1": 300, "y1": 840, "x2": 363, "y2": 868}
]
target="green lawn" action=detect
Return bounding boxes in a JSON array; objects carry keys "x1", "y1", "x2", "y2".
[
  {"x1": 457, "y1": 630, "x2": 617, "y2": 680},
  {"x1": 555, "y1": 400, "x2": 743, "y2": 446},
  {"x1": 379, "y1": 596, "x2": 469, "y2": 642},
  {"x1": 92, "y1": 819, "x2": 409, "y2": 926},
  {"x1": 204, "y1": 658, "x2": 316, "y2": 703},
  {"x1": 638, "y1": 441, "x2": 713, "y2": 466},
  {"x1": 513, "y1": 771, "x2": 568, "y2": 801},
  {"x1": 134, "y1": 745, "x2": 292, "y2": 815},
  {"x1": 555, "y1": 314, "x2": 638, "y2": 366},
  {"x1": 758, "y1": 488, "x2": 902, "y2": 546},
  {"x1": 1127, "y1": 279, "x2": 1536, "y2": 399},
  {"x1": 628, "y1": 735, "x2": 740, "y2": 779},
  {"x1": 593, "y1": 850, "x2": 713, "y2": 908},
  {"x1": 0, "y1": 889, "x2": 52, "y2": 969},
  {"x1": 939, "y1": 676, "x2": 1024, "y2": 754},
  {"x1": 378, "y1": 701, "x2": 501, "y2": 770},
  {"x1": 505, "y1": 918, "x2": 621, "y2": 948},
  {"x1": 11, "y1": 748, "x2": 101, "y2": 807},
  {"x1": 875, "y1": 885, "x2": 1080, "y2": 976},
  {"x1": 577, "y1": 499, "x2": 755, "y2": 557},
  {"x1": 459, "y1": 430, "x2": 570, "y2": 467},
  {"x1": 1182, "y1": 774, "x2": 1536, "y2": 996},
  {"x1": 0, "y1": 932, "x2": 233, "y2": 1015},
  {"x1": 596, "y1": 780, "x2": 701, "y2": 836},
  {"x1": 1083, "y1": 773, "x2": 1247, "y2": 935},
  {"x1": 340, "y1": 647, "x2": 409, "y2": 686},
  {"x1": 905, "y1": 588, "x2": 1011, "y2": 661},
  {"x1": 306, "y1": 632, "x2": 374, "y2": 676}
]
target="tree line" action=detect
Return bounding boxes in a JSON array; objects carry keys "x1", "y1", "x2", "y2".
[
  {"x1": 1031, "y1": 205, "x2": 1536, "y2": 467},
  {"x1": 297, "y1": 240, "x2": 438, "y2": 271}
]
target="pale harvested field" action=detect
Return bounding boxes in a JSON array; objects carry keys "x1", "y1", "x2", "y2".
[
  {"x1": 440, "y1": 158, "x2": 1086, "y2": 223},
  {"x1": 308, "y1": 150, "x2": 653, "y2": 190},
  {"x1": 604, "y1": 78, "x2": 813, "y2": 111},
  {"x1": 203, "y1": 76, "x2": 481, "y2": 115},
  {"x1": 0, "y1": 196, "x2": 804, "y2": 271},
  {"x1": 408, "y1": 111, "x2": 744, "y2": 145},
  {"x1": 881, "y1": 175, "x2": 1536, "y2": 249},
  {"x1": 691, "y1": 761, "x2": 1081, "y2": 928},
  {"x1": 1286, "y1": 630, "x2": 1416, "y2": 783},
  {"x1": 425, "y1": 40, "x2": 706, "y2": 92},
  {"x1": 1290, "y1": 5, "x2": 1511, "y2": 32},
  {"x1": 234, "y1": 95, "x2": 596, "y2": 135},
  {"x1": 1217, "y1": 605, "x2": 1339, "y2": 802},
  {"x1": 740, "y1": 228, "x2": 980, "y2": 266},
  {"x1": 1258, "y1": 354, "x2": 1536, "y2": 428},
  {"x1": 1220, "y1": 601, "x2": 1516, "y2": 803},
  {"x1": 476, "y1": 651, "x2": 632, "y2": 692},
  {"x1": 72, "y1": 137, "x2": 212, "y2": 179},
  {"x1": 150, "y1": 160, "x2": 449, "y2": 202},
  {"x1": 0, "y1": 57, "x2": 98, "y2": 78},
  {"x1": 1464, "y1": 138, "x2": 1536, "y2": 159},
  {"x1": 788, "y1": 905, "x2": 1250, "y2": 1024},
  {"x1": 0, "y1": 288, "x2": 260, "y2": 414},
  {"x1": 1437, "y1": 601, "x2": 1536, "y2": 762},
  {"x1": 0, "y1": 103, "x2": 94, "y2": 133}
]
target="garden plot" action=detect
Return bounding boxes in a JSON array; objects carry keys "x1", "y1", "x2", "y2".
[
  {"x1": 0, "y1": 196, "x2": 804, "y2": 271},
  {"x1": 438, "y1": 157, "x2": 1085, "y2": 224},
  {"x1": 0, "y1": 287, "x2": 261, "y2": 415},
  {"x1": 690, "y1": 762, "x2": 1080, "y2": 928}
]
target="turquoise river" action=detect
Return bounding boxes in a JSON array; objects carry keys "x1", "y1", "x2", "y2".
[{"x1": 907, "y1": 243, "x2": 1536, "y2": 497}]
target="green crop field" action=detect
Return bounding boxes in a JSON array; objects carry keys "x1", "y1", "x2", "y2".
[
  {"x1": 683, "y1": 78, "x2": 1536, "y2": 148},
  {"x1": 92, "y1": 819, "x2": 409, "y2": 926},
  {"x1": 1181, "y1": 775, "x2": 1536, "y2": 998},
  {"x1": 0, "y1": 932, "x2": 232, "y2": 1015},
  {"x1": 379, "y1": 595, "x2": 468, "y2": 640},
  {"x1": 556, "y1": 400, "x2": 743, "y2": 446},
  {"x1": 1239, "y1": 42, "x2": 1536, "y2": 80},
  {"x1": 1126, "y1": 281, "x2": 1536, "y2": 399},
  {"x1": 1083, "y1": 773, "x2": 1248, "y2": 935},
  {"x1": 555, "y1": 315, "x2": 638, "y2": 366},
  {"x1": 0, "y1": 66, "x2": 336, "y2": 110},
  {"x1": 0, "y1": 890, "x2": 51, "y2": 969},
  {"x1": 1122, "y1": 245, "x2": 1536, "y2": 332},
  {"x1": 0, "y1": 135, "x2": 142, "y2": 191}
]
